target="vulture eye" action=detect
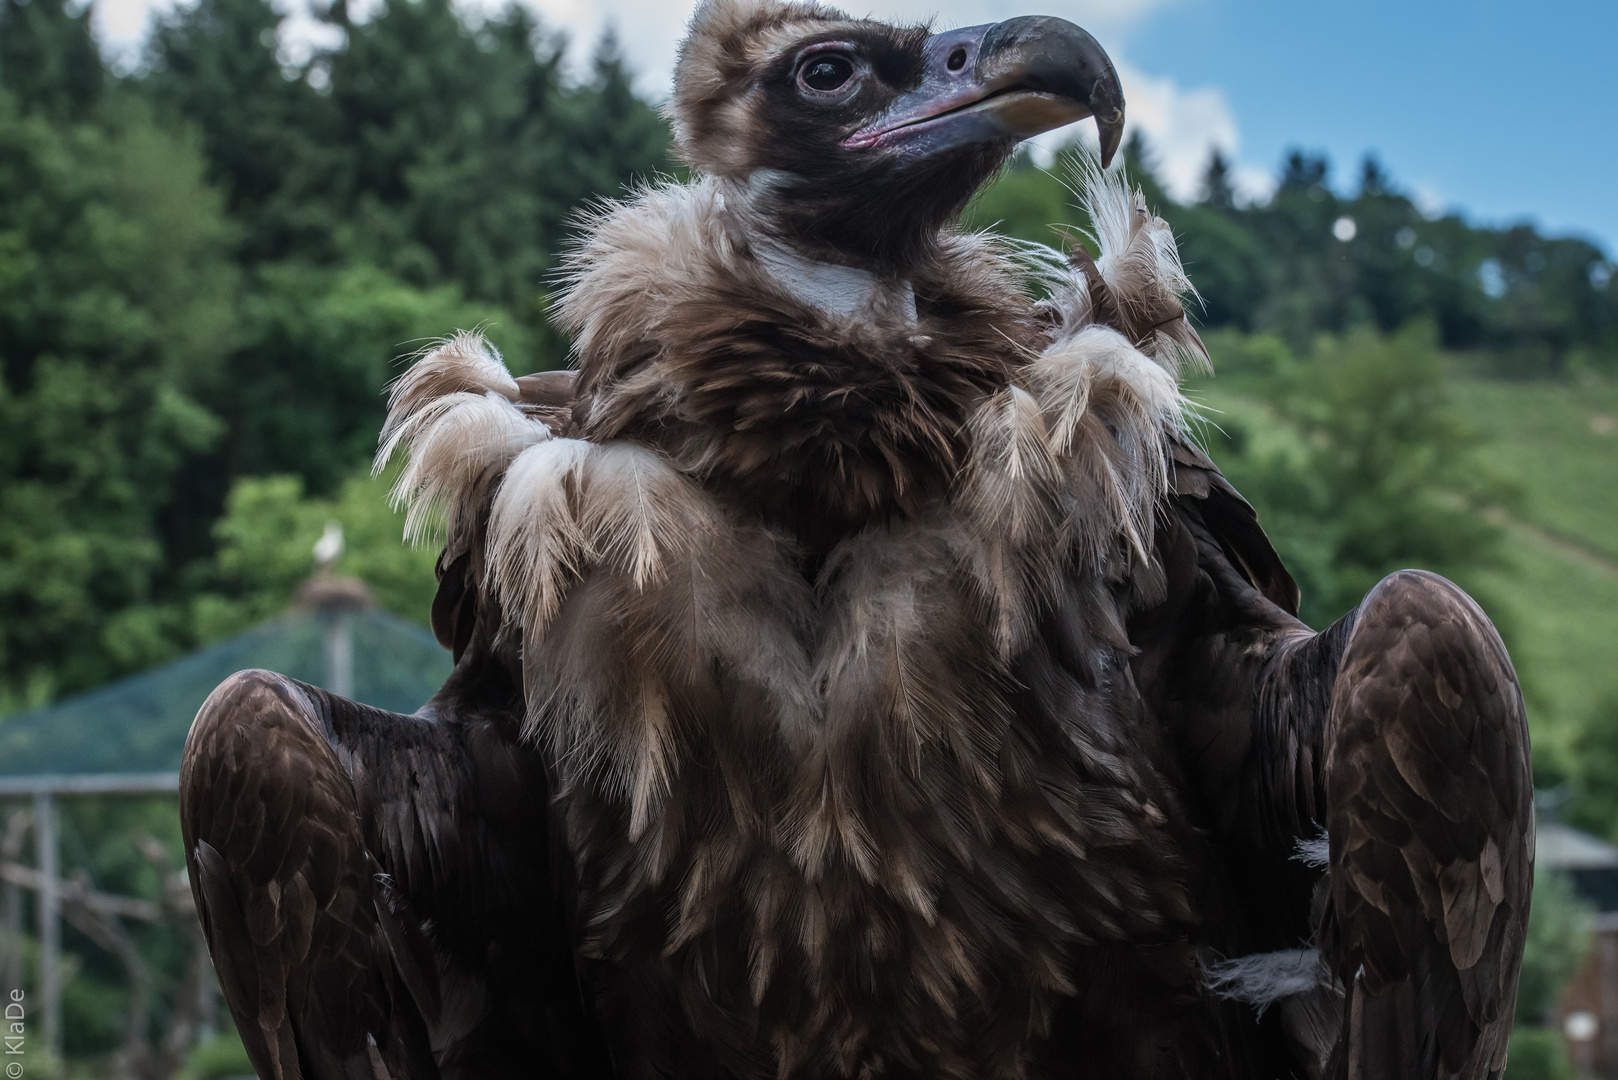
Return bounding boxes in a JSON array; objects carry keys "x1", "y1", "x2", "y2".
[{"x1": 798, "y1": 53, "x2": 856, "y2": 95}]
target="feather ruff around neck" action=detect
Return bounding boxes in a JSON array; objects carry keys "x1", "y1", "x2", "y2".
[{"x1": 380, "y1": 162, "x2": 1199, "y2": 637}]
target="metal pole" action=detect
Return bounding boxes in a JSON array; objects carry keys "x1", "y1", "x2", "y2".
[
  {"x1": 323, "y1": 610, "x2": 354, "y2": 701},
  {"x1": 1603, "y1": 929, "x2": 1618, "y2": 1073},
  {"x1": 33, "y1": 790, "x2": 59, "y2": 1059},
  {"x1": 0, "y1": 773, "x2": 179, "y2": 797},
  {"x1": 1, "y1": 806, "x2": 24, "y2": 992}
]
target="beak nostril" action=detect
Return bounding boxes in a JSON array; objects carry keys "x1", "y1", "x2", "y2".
[{"x1": 947, "y1": 47, "x2": 967, "y2": 72}]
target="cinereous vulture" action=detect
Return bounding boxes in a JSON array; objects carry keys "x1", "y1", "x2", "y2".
[{"x1": 180, "y1": 1, "x2": 1532, "y2": 1077}]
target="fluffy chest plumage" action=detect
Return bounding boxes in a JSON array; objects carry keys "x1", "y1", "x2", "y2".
[
  {"x1": 569, "y1": 265, "x2": 1031, "y2": 550},
  {"x1": 518, "y1": 494, "x2": 1200, "y2": 1077}
]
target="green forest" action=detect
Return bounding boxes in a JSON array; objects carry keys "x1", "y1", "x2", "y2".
[{"x1": 0, "y1": 0, "x2": 1615, "y2": 1071}]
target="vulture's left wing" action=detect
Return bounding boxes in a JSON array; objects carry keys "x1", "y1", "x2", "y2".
[
  {"x1": 1138, "y1": 442, "x2": 1532, "y2": 1080},
  {"x1": 1321, "y1": 569, "x2": 1530, "y2": 1080},
  {"x1": 1061, "y1": 179, "x2": 1532, "y2": 1079}
]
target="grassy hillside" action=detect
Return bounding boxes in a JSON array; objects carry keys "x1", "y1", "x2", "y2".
[
  {"x1": 1452, "y1": 378, "x2": 1618, "y2": 563},
  {"x1": 1454, "y1": 377, "x2": 1618, "y2": 765},
  {"x1": 1483, "y1": 527, "x2": 1618, "y2": 764}
]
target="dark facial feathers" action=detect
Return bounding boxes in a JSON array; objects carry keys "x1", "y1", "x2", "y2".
[{"x1": 669, "y1": 0, "x2": 1125, "y2": 269}]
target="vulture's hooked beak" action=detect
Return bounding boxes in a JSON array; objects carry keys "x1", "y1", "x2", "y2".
[{"x1": 843, "y1": 17, "x2": 1125, "y2": 167}]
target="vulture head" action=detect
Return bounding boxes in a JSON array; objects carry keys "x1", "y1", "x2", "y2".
[
  {"x1": 669, "y1": 0, "x2": 1125, "y2": 268},
  {"x1": 562, "y1": 0, "x2": 1139, "y2": 551}
]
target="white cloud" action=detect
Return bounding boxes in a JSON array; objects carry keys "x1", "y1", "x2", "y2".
[
  {"x1": 522, "y1": 0, "x2": 689, "y2": 86},
  {"x1": 92, "y1": 0, "x2": 168, "y2": 67},
  {"x1": 1410, "y1": 180, "x2": 1448, "y2": 221},
  {"x1": 95, "y1": 0, "x2": 1182, "y2": 85},
  {"x1": 94, "y1": 0, "x2": 161, "y2": 53},
  {"x1": 1231, "y1": 161, "x2": 1274, "y2": 205},
  {"x1": 1112, "y1": 60, "x2": 1235, "y2": 201},
  {"x1": 1024, "y1": 59, "x2": 1264, "y2": 206},
  {"x1": 93, "y1": 0, "x2": 341, "y2": 69}
]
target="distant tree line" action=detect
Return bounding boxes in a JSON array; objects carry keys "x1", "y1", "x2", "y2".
[{"x1": 970, "y1": 137, "x2": 1616, "y2": 374}]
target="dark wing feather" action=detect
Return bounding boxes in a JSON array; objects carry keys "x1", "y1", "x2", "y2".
[
  {"x1": 1135, "y1": 449, "x2": 1531, "y2": 1080},
  {"x1": 430, "y1": 549, "x2": 477, "y2": 662},
  {"x1": 1323, "y1": 570, "x2": 1531, "y2": 1080},
  {"x1": 182, "y1": 670, "x2": 437, "y2": 1080},
  {"x1": 182, "y1": 654, "x2": 613, "y2": 1078},
  {"x1": 1167, "y1": 435, "x2": 1299, "y2": 617}
]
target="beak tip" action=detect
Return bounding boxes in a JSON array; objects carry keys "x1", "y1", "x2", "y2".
[{"x1": 1097, "y1": 116, "x2": 1124, "y2": 169}]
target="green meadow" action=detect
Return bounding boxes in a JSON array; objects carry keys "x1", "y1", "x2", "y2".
[{"x1": 1458, "y1": 378, "x2": 1618, "y2": 759}]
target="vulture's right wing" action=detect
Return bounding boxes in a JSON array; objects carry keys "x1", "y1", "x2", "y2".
[
  {"x1": 182, "y1": 655, "x2": 612, "y2": 1080},
  {"x1": 1059, "y1": 183, "x2": 1532, "y2": 1078},
  {"x1": 183, "y1": 670, "x2": 436, "y2": 1079}
]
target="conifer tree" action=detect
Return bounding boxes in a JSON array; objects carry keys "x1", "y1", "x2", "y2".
[
  {"x1": 1199, "y1": 148, "x2": 1235, "y2": 211},
  {"x1": 0, "y1": 0, "x2": 103, "y2": 119}
]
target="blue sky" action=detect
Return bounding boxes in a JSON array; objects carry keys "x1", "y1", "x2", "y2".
[
  {"x1": 97, "y1": 0, "x2": 1617, "y2": 252},
  {"x1": 1114, "y1": 0, "x2": 1618, "y2": 251}
]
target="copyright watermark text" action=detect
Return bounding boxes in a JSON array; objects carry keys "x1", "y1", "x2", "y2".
[{"x1": 4, "y1": 988, "x2": 24, "y2": 1078}]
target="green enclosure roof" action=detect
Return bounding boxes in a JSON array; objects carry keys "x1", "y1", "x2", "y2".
[{"x1": 0, "y1": 611, "x2": 452, "y2": 778}]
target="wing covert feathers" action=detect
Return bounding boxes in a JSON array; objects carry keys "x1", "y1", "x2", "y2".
[
  {"x1": 1324, "y1": 571, "x2": 1532, "y2": 1080},
  {"x1": 1167, "y1": 437, "x2": 1300, "y2": 615},
  {"x1": 181, "y1": 670, "x2": 436, "y2": 1080}
]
